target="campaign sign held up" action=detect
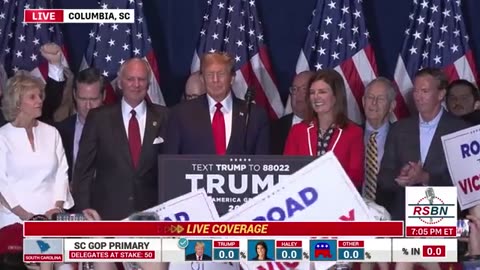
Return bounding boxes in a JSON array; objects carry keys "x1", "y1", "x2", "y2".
[
  {"x1": 158, "y1": 155, "x2": 313, "y2": 216},
  {"x1": 221, "y1": 152, "x2": 375, "y2": 270},
  {"x1": 442, "y1": 125, "x2": 480, "y2": 210}
]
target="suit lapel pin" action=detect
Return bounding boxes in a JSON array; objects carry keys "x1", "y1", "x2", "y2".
[{"x1": 153, "y1": 121, "x2": 157, "y2": 127}]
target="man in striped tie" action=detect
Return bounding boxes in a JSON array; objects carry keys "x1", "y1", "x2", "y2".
[
  {"x1": 360, "y1": 78, "x2": 397, "y2": 270},
  {"x1": 362, "y1": 78, "x2": 397, "y2": 203}
]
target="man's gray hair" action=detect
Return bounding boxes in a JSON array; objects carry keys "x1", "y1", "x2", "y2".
[{"x1": 364, "y1": 77, "x2": 396, "y2": 102}]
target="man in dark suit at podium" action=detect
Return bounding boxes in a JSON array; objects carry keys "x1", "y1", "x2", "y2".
[
  {"x1": 270, "y1": 71, "x2": 313, "y2": 154},
  {"x1": 165, "y1": 52, "x2": 269, "y2": 155},
  {"x1": 185, "y1": 241, "x2": 212, "y2": 261}
]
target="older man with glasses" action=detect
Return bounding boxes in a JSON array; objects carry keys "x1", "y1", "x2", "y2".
[{"x1": 270, "y1": 70, "x2": 314, "y2": 154}]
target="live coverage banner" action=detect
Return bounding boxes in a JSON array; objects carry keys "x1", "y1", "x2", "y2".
[
  {"x1": 442, "y1": 125, "x2": 480, "y2": 210},
  {"x1": 221, "y1": 152, "x2": 375, "y2": 270},
  {"x1": 158, "y1": 155, "x2": 313, "y2": 216}
]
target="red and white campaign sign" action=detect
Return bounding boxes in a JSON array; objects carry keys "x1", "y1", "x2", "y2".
[
  {"x1": 442, "y1": 125, "x2": 480, "y2": 210},
  {"x1": 221, "y1": 152, "x2": 376, "y2": 270}
]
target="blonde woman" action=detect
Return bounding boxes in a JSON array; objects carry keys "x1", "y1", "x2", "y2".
[{"x1": 0, "y1": 72, "x2": 74, "y2": 229}]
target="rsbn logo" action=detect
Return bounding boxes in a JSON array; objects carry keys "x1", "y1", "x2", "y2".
[{"x1": 408, "y1": 187, "x2": 454, "y2": 224}]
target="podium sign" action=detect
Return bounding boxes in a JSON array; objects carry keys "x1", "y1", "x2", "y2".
[{"x1": 158, "y1": 155, "x2": 314, "y2": 216}]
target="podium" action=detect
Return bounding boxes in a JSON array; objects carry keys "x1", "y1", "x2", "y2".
[{"x1": 158, "y1": 155, "x2": 314, "y2": 216}]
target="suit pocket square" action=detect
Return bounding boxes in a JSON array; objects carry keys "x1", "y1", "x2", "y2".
[{"x1": 153, "y1": 137, "x2": 164, "y2": 144}]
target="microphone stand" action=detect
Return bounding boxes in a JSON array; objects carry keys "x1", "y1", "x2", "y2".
[{"x1": 243, "y1": 87, "x2": 254, "y2": 154}]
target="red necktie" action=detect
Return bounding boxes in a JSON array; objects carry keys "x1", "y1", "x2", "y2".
[
  {"x1": 212, "y1": 102, "x2": 226, "y2": 155},
  {"x1": 128, "y1": 110, "x2": 141, "y2": 168}
]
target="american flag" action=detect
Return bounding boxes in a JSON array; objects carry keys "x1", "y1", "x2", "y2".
[
  {"x1": 82, "y1": 0, "x2": 165, "y2": 105},
  {"x1": 191, "y1": 0, "x2": 284, "y2": 119},
  {"x1": 393, "y1": 0, "x2": 478, "y2": 113},
  {"x1": 0, "y1": 0, "x2": 69, "y2": 80},
  {"x1": 293, "y1": 0, "x2": 408, "y2": 123}
]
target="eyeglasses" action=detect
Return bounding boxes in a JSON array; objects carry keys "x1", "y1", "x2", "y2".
[
  {"x1": 289, "y1": 86, "x2": 308, "y2": 94},
  {"x1": 364, "y1": 95, "x2": 388, "y2": 104}
]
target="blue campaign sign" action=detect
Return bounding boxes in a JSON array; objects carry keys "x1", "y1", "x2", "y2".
[
  {"x1": 309, "y1": 240, "x2": 337, "y2": 261},
  {"x1": 163, "y1": 212, "x2": 189, "y2": 221},
  {"x1": 252, "y1": 186, "x2": 318, "y2": 221}
]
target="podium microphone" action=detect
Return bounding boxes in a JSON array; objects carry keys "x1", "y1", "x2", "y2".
[
  {"x1": 128, "y1": 212, "x2": 160, "y2": 221},
  {"x1": 52, "y1": 212, "x2": 87, "y2": 221},
  {"x1": 125, "y1": 212, "x2": 159, "y2": 270},
  {"x1": 425, "y1": 187, "x2": 435, "y2": 204},
  {"x1": 243, "y1": 87, "x2": 255, "y2": 154},
  {"x1": 425, "y1": 187, "x2": 435, "y2": 222}
]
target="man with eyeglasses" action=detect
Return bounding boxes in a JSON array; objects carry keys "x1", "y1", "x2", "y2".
[
  {"x1": 360, "y1": 77, "x2": 396, "y2": 270},
  {"x1": 270, "y1": 71, "x2": 314, "y2": 154},
  {"x1": 183, "y1": 71, "x2": 206, "y2": 101},
  {"x1": 55, "y1": 68, "x2": 105, "y2": 181}
]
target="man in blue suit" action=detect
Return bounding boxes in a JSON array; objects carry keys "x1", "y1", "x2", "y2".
[{"x1": 165, "y1": 52, "x2": 270, "y2": 155}]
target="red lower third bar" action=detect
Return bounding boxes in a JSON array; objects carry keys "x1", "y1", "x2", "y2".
[{"x1": 23, "y1": 221, "x2": 403, "y2": 237}]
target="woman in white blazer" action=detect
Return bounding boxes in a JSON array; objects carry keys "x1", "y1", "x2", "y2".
[{"x1": 0, "y1": 71, "x2": 74, "y2": 229}]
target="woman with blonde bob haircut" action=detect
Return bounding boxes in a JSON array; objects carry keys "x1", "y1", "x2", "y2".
[{"x1": 0, "y1": 71, "x2": 74, "y2": 229}]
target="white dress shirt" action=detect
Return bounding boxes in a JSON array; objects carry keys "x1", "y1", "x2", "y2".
[
  {"x1": 73, "y1": 115, "x2": 85, "y2": 165},
  {"x1": 419, "y1": 109, "x2": 443, "y2": 164},
  {"x1": 121, "y1": 99, "x2": 147, "y2": 143},
  {"x1": 207, "y1": 93, "x2": 233, "y2": 147},
  {"x1": 0, "y1": 122, "x2": 74, "y2": 229},
  {"x1": 291, "y1": 114, "x2": 303, "y2": 126}
]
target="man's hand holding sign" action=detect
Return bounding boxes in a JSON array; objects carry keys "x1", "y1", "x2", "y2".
[{"x1": 221, "y1": 152, "x2": 376, "y2": 270}]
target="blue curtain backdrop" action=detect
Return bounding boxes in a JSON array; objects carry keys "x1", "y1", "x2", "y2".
[{"x1": 54, "y1": 0, "x2": 480, "y2": 107}]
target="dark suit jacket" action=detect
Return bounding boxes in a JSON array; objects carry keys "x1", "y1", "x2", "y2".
[
  {"x1": 55, "y1": 114, "x2": 77, "y2": 181},
  {"x1": 0, "y1": 109, "x2": 5, "y2": 127},
  {"x1": 270, "y1": 113, "x2": 293, "y2": 154},
  {"x1": 185, "y1": 253, "x2": 212, "y2": 261},
  {"x1": 71, "y1": 102, "x2": 169, "y2": 220},
  {"x1": 164, "y1": 94, "x2": 270, "y2": 155},
  {"x1": 462, "y1": 110, "x2": 480, "y2": 126},
  {"x1": 376, "y1": 110, "x2": 469, "y2": 220},
  {"x1": 39, "y1": 78, "x2": 67, "y2": 124}
]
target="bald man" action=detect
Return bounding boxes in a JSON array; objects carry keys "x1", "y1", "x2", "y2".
[
  {"x1": 72, "y1": 58, "x2": 169, "y2": 220},
  {"x1": 183, "y1": 71, "x2": 206, "y2": 101},
  {"x1": 270, "y1": 71, "x2": 314, "y2": 154}
]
